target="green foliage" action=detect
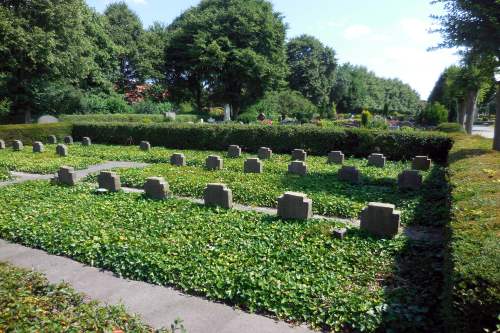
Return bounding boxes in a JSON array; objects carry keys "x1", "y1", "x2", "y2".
[
  {"x1": 60, "y1": 114, "x2": 166, "y2": 124},
  {"x1": 0, "y1": 98, "x2": 11, "y2": 122},
  {"x1": 417, "y1": 102, "x2": 449, "y2": 126},
  {"x1": 443, "y1": 135, "x2": 500, "y2": 332},
  {"x1": 164, "y1": 0, "x2": 288, "y2": 115},
  {"x1": 245, "y1": 90, "x2": 317, "y2": 122},
  {"x1": 361, "y1": 110, "x2": 371, "y2": 127},
  {"x1": 331, "y1": 64, "x2": 421, "y2": 115},
  {"x1": 0, "y1": 262, "x2": 177, "y2": 332},
  {"x1": 0, "y1": 123, "x2": 72, "y2": 145},
  {"x1": 31, "y1": 81, "x2": 84, "y2": 115},
  {"x1": 435, "y1": 122, "x2": 465, "y2": 133},
  {"x1": 286, "y1": 35, "x2": 336, "y2": 108},
  {"x1": 72, "y1": 122, "x2": 454, "y2": 163},
  {"x1": 133, "y1": 101, "x2": 174, "y2": 114},
  {"x1": 178, "y1": 102, "x2": 195, "y2": 114},
  {"x1": 0, "y1": 180, "x2": 412, "y2": 331},
  {"x1": 367, "y1": 115, "x2": 388, "y2": 130}
]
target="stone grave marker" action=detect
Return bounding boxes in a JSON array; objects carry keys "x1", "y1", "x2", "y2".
[
  {"x1": 170, "y1": 153, "x2": 186, "y2": 166},
  {"x1": 277, "y1": 192, "x2": 312, "y2": 220},
  {"x1": 206, "y1": 155, "x2": 223, "y2": 170},
  {"x1": 244, "y1": 158, "x2": 263, "y2": 173},
  {"x1": 32, "y1": 141, "x2": 44, "y2": 153},
  {"x1": 97, "y1": 171, "x2": 121, "y2": 192},
  {"x1": 328, "y1": 151, "x2": 344, "y2": 164},
  {"x1": 12, "y1": 140, "x2": 23, "y2": 151},
  {"x1": 56, "y1": 166, "x2": 77, "y2": 186},
  {"x1": 258, "y1": 147, "x2": 272, "y2": 160},
  {"x1": 291, "y1": 149, "x2": 307, "y2": 161},
  {"x1": 144, "y1": 177, "x2": 170, "y2": 200},
  {"x1": 56, "y1": 144, "x2": 68, "y2": 157},
  {"x1": 398, "y1": 170, "x2": 423, "y2": 190},
  {"x1": 64, "y1": 136, "x2": 73, "y2": 145},
  {"x1": 204, "y1": 183, "x2": 233, "y2": 209},
  {"x1": 412, "y1": 156, "x2": 431, "y2": 171},
  {"x1": 228, "y1": 145, "x2": 242, "y2": 158},
  {"x1": 288, "y1": 161, "x2": 307, "y2": 176},
  {"x1": 360, "y1": 202, "x2": 400, "y2": 238},
  {"x1": 139, "y1": 141, "x2": 151, "y2": 151},
  {"x1": 48, "y1": 135, "x2": 57, "y2": 144},
  {"x1": 0, "y1": 139, "x2": 5, "y2": 149},
  {"x1": 338, "y1": 165, "x2": 361, "y2": 184},
  {"x1": 82, "y1": 137, "x2": 92, "y2": 146},
  {"x1": 367, "y1": 153, "x2": 386, "y2": 168}
]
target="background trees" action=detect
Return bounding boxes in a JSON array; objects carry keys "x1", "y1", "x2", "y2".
[{"x1": 164, "y1": 0, "x2": 288, "y2": 117}]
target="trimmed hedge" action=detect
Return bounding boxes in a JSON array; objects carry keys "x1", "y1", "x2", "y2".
[
  {"x1": 0, "y1": 123, "x2": 72, "y2": 146},
  {"x1": 72, "y1": 122, "x2": 453, "y2": 163},
  {"x1": 60, "y1": 114, "x2": 200, "y2": 124}
]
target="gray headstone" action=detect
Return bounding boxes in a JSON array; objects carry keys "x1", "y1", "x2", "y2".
[
  {"x1": 97, "y1": 171, "x2": 121, "y2": 192},
  {"x1": 204, "y1": 183, "x2": 233, "y2": 209},
  {"x1": 206, "y1": 155, "x2": 223, "y2": 170},
  {"x1": 228, "y1": 145, "x2": 242, "y2": 158},
  {"x1": 37, "y1": 115, "x2": 59, "y2": 124},
  {"x1": 64, "y1": 136, "x2": 73, "y2": 145},
  {"x1": 291, "y1": 149, "x2": 307, "y2": 161},
  {"x1": 32, "y1": 141, "x2": 44, "y2": 153},
  {"x1": 12, "y1": 140, "x2": 23, "y2": 151},
  {"x1": 412, "y1": 156, "x2": 431, "y2": 171},
  {"x1": 82, "y1": 137, "x2": 91, "y2": 146},
  {"x1": 164, "y1": 112, "x2": 176, "y2": 120},
  {"x1": 170, "y1": 153, "x2": 186, "y2": 166},
  {"x1": 367, "y1": 153, "x2": 386, "y2": 168},
  {"x1": 0, "y1": 140, "x2": 5, "y2": 149},
  {"x1": 277, "y1": 192, "x2": 312, "y2": 220},
  {"x1": 360, "y1": 202, "x2": 401, "y2": 238},
  {"x1": 140, "y1": 141, "x2": 151, "y2": 151},
  {"x1": 398, "y1": 170, "x2": 423, "y2": 190},
  {"x1": 144, "y1": 177, "x2": 170, "y2": 200},
  {"x1": 338, "y1": 165, "x2": 361, "y2": 184},
  {"x1": 258, "y1": 147, "x2": 272, "y2": 160},
  {"x1": 48, "y1": 135, "x2": 57, "y2": 144},
  {"x1": 288, "y1": 161, "x2": 307, "y2": 176},
  {"x1": 57, "y1": 166, "x2": 77, "y2": 186},
  {"x1": 328, "y1": 151, "x2": 344, "y2": 164},
  {"x1": 244, "y1": 158, "x2": 263, "y2": 173},
  {"x1": 56, "y1": 144, "x2": 68, "y2": 157}
]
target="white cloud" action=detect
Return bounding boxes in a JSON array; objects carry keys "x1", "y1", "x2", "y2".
[{"x1": 343, "y1": 24, "x2": 371, "y2": 40}]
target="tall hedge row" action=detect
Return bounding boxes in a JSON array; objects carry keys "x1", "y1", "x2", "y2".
[
  {"x1": 0, "y1": 123, "x2": 73, "y2": 145},
  {"x1": 72, "y1": 122, "x2": 453, "y2": 163}
]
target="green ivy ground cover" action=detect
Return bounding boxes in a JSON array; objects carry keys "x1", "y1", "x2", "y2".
[
  {"x1": 0, "y1": 262, "x2": 178, "y2": 332},
  {"x1": 0, "y1": 181, "x2": 408, "y2": 332},
  {"x1": 0, "y1": 144, "x2": 445, "y2": 225}
]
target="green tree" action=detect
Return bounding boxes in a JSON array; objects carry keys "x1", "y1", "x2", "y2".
[
  {"x1": 286, "y1": 35, "x2": 337, "y2": 108},
  {"x1": 433, "y1": 0, "x2": 500, "y2": 149},
  {"x1": 164, "y1": 0, "x2": 288, "y2": 117},
  {"x1": 0, "y1": 0, "x2": 117, "y2": 121},
  {"x1": 104, "y1": 2, "x2": 144, "y2": 91},
  {"x1": 137, "y1": 22, "x2": 169, "y2": 84},
  {"x1": 417, "y1": 102, "x2": 448, "y2": 126}
]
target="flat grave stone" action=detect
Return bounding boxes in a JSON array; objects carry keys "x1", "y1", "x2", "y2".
[
  {"x1": 328, "y1": 151, "x2": 344, "y2": 164},
  {"x1": 144, "y1": 177, "x2": 170, "y2": 200},
  {"x1": 291, "y1": 149, "x2": 307, "y2": 161},
  {"x1": 206, "y1": 155, "x2": 223, "y2": 170},
  {"x1": 228, "y1": 145, "x2": 242, "y2": 158},
  {"x1": 170, "y1": 153, "x2": 186, "y2": 166},
  {"x1": 332, "y1": 228, "x2": 347, "y2": 240},
  {"x1": 288, "y1": 161, "x2": 307, "y2": 176},
  {"x1": 258, "y1": 147, "x2": 272, "y2": 160},
  {"x1": 338, "y1": 165, "x2": 361, "y2": 184},
  {"x1": 360, "y1": 202, "x2": 400, "y2": 238},
  {"x1": 97, "y1": 171, "x2": 121, "y2": 192},
  {"x1": 204, "y1": 183, "x2": 233, "y2": 209},
  {"x1": 244, "y1": 158, "x2": 263, "y2": 173},
  {"x1": 412, "y1": 156, "x2": 432, "y2": 171},
  {"x1": 277, "y1": 192, "x2": 312, "y2": 220},
  {"x1": 398, "y1": 170, "x2": 423, "y2": 190},
  {"x1": 367, "y1": 153, "x2": 386, "y2": 168}
]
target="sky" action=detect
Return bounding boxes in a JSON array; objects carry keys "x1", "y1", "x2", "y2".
[{"x1": 85, "y1": 0, "x2": 460, "y2": 99}]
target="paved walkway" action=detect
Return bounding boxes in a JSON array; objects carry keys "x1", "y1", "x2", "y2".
[
  {"x1": 0, "y1": 239, "x2": 312, "y2": 333},
  {"x1": 472, "y1": 125, "x2": 495, "y2": 139}
]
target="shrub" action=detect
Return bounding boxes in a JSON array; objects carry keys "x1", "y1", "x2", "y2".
[
  {"x1": 361, "y1": 110, "x2": 372, "y2": 127},
  {"x1": 72, "y1": 123, "x2": 453, "y2": 163},
  {"x1": 60, "y1": 114, "x2": 166, "y2": 124},
  {"x1": 237, "y1": 110, "x2": 259, "y2": 123},
  {"x1": 436, "y1": 122, "x2": 465, "y2": 133},
  {"x1": 208, "y1": 107, "x2": 225, "y2": 120},
  {"x1": 0, "y1": 123, "x2": 72, "y2": 145},
  {"x1": 178, "y1": 102, "x2": 195, "y2": 114},
  {"x1": 417, "y1": 102, "x2": 448, "y2": 126},
  {"x1": 79, "y1": 93, "x2": 133, "y2": 114},
  {"x1": 368, "y1": 115, "x2": 388, "y2": 129},
  {"x1": 133, "y1": 101, "x2": 174, "y2": 114},
  {"x1": 245, "y1": 90, "x2": 317, "y2": 122},
  {"x1": 0, "y1": 98, "x2": 11, "y2": 123},
  {"x1": 31, "y1": 81, "x2": 83, "y2": 115}
]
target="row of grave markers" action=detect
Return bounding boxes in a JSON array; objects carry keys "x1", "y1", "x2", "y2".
[{"x1": 54, "y1": 166, "x2": 400, "y2": 238}]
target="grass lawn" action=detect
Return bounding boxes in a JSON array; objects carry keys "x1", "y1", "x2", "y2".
[
  {"x1": 0, "y1": 261, "x2": 177, "y2": 332},
  {"x1": 0, "y1": 180, "x2": 412, "y2": 332},
  {"x1": 0, "y1": 144, "x2": 446, "y2": 225}
]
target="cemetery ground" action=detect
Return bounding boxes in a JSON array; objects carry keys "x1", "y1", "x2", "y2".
[{"x1": 0, "y1": 134, "x2": 497, "y2": 332}]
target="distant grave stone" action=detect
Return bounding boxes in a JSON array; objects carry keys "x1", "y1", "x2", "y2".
[
  {"x1": 144, "y1": 177, "x2": 170, "y2": 200},
  {"x1": 56, "y1": 144, "x2": 68, "y2": 157},
  {"x1": 367, "y1": 153, "x2": 386, "y2": 168},
  {"x1": 97, "y1": 171, "x2": 121, "y2": 192},
  {"x1": 37, "y1": 115, "x2": 59, "y2": 124},
  {"x1": 56, "y1": 166, "x2": 77, "y2": 186},
  {"x1": 206, "y1": 155, "x2": 223, "y2": 170},
  {"x1": 48, "y1": 135, "x2": 57, "y2": 144},
  {"x1": 139, "y1": 141, "x2": 151, "y2": 151},
  {"x1": 204, "y1": 183, "x2": 233, "y2": 209},
  {"x1": 82, "y1": 137, "x2": 92, "y2": 146},
  {"x1": 32, "y1": 141, "x2": 44, "y2": 153},
  {"x1": 12, "y1": 140, "x2": 23, "y2": 151},
  {"x1": 288, "y1": 161, "x2": 307, "y2": 176},
  {"x1": 170, "y1": 153, "x2": 186, "y2": 166},
  {"x1": 338, "y1": 165, "x2": 361, "y2": 184},
  {"x1": 258, "y1": 147, "x2": 272, "y2": 160},
  {"x1": 0, "y1": 140, "x2": 5, "y2": 149},
  {"x1": 291, "y1": 149, "x2": 307, "y2": 161},
  {"x1": 328, "y1": 151, "x2": 344, "y2": 164},
  {"x1": 332, "y1": 228, "x2": 347, "y2": 240},
  {"x1": 398, "y1": 170, "x2": 423, "y2": 190},
  {"x1": 412, "y1": 156, "x2": 431, "y2": 171},
  {"x1": 228, "y1": 145, "x2": 242, "y2": 158},
  {"x1": 244, "y1": 158, "x2": 263, "y2": 173},
  {"x1": 360, "y1": 202, "x2": 400, "y2": 238},
  {"x1": 64, "y1": 136, "x2": 73, "y2": 145}
]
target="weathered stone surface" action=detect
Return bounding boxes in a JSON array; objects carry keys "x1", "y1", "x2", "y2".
[
  {"x1": 338, "y1": 165, "x2": 361, "y2": 183},
  {"x1": 64, "y1": 136, "x2": 73, "y2": 145},
  {"x1": 170, "y1": 153, "x2": 186, "y2": 166},
  {"x1": 288, "y1": 161, "x2": 307, "y2": 176},
  {"x1": 32, "y1": 141, "x2": 44, "y2": 153},
  {"x1": 48, "y1": 135, "x2": 57, "y2": 144},
  {"x1": 56, "y1": 144, "x2": 68, "y2": 157},
  {"x1": 228, "y1": 145, "x2": 242, "y2": 158},
  {"x1": 291, "y1": 149, "x2": 307, "y2": 161},
  {"x1": 37, "y1": 115, "x2": 59, "y2": 124},
  {"x1": 82, "y1": 137, "x2": 91, "y2": 146},
  {"x1": 277, "y1": 192, "x2": 312, "y2": 220},
  {"x1": 97, "y1": 171, "x2": 121, "y2": 192},
  {"x1": 398, "y1": 170, "x2": 423, "y2": 190},
  {"x1": 328, "y1": 151, "x2": 344, "y2": 164},
  {"x1": 412, "y1": 156, "x2": 432, "y2": 171},
  {"x1": 0, "y1": 140, "x2": 5, "y2": 149},
  {"x1": 360, "y1": 202, "x2": 400, "y2": 238},
  {"x1": 139, "y1": 141, "x2": 151, "y2": 151},
  {"x1": 258, "y1": 147, "x2": 272, "y2": 160},
  {"x1": 244, "y1": 158, "x2": 262, "y2": 173},
  {"x1": 206, "y1": 155, "x2": 223, "y2": 170},
  {"x1": 204, "y1": 183, "x2": 233, "y2": 209},
  {"x1": 12, "y1": 140, "x2": 23, "y2": 151},
  {"x1": 144, "y1": 177, "x2": 170, "y2": 200},
  {"x1": 367, "y1": 153, "x2": 386, "y2": 168},
  {"x1": 57, "y1": 166, "x2": 77, "y2": 186},
  {"x1": 332, "y1": 228, "x2": 347, "y2": 239}
]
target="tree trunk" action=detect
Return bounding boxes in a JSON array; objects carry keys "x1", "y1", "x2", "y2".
[
  {"x1": 464, "y1": 89, "x2": 478, "y2": 135},
  {"x1": 457, "y1": 101, "x2": 466, "y2": 128},
  {"x1": 493, "y1": 82, "x2": 500, "y2": 151}
]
